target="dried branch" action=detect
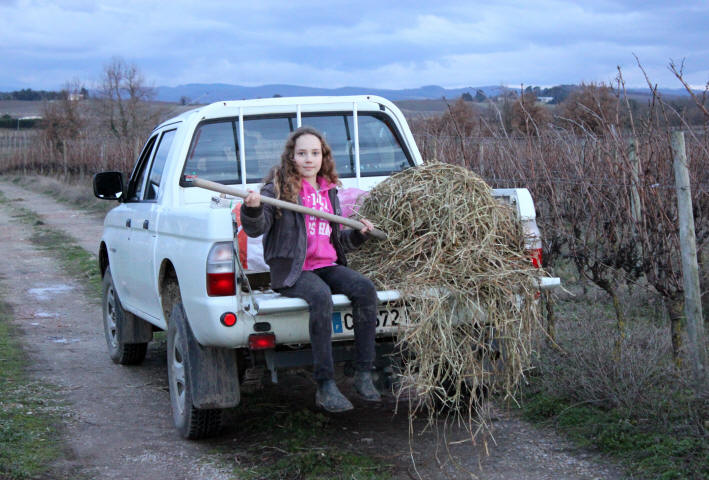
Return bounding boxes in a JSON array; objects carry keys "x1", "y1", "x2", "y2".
[{"x1": 669, "y1": 58, "x2": 709, "y2": 120}]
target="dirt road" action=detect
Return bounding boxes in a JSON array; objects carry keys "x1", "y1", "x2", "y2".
[{"x1": 0, "y1": 179, "x2": 624, "y2": 479}]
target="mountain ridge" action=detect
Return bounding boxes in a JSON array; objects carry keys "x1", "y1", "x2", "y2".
[
  {"x1": 155, "y1": 83, "x2": 508, "y2": 103},
  {"x1": 155, "y1": 83, "x2": 691, "y2": 104}
]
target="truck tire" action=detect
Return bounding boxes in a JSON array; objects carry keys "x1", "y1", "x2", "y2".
[
  {"x1": 396, "y1": 342, "x2": 492, "y2": 413},
  {"x1": 436, "y1": 340, "x2": 500, "y2": 412},
  {"x1": 102, "y1": 267, "x2": 148, "y2": 365},
  {"x1": 167, "y1": 301, "x2": 223, "y2": 439}
]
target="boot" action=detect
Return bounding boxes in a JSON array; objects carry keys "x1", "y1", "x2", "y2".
[
  {"x1": 353, "y1": 370, "x2": 381, "y2": 402},
  {"x1": 315, "y1": 380, "x2": 354, "y2": 413}
]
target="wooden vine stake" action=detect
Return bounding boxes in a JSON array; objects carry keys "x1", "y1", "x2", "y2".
[{"x1": 671, "y1": 131, "x2": 706, "y2": 390}]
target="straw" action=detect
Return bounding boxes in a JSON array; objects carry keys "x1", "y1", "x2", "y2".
[{"x1": 349, "y1": 163, "x2": 543, "y2": 438}]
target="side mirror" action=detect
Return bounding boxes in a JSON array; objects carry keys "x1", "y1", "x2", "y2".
[{"x1": 93, "y1": 171, "x2": 125, "y2": 201}]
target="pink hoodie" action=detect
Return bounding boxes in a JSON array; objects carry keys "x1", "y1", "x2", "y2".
[{"x1": 300, "y1": 177, "x2": 338, "y2": 271}]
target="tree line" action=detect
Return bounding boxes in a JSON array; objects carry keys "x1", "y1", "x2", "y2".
[{"x1": 0, "y1": 88, "x2": 87, "y2": 101}]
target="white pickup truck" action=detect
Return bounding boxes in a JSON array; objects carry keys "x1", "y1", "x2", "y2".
[{"x1": 93, "y1": 95, "x2": 557, "y2": 439}]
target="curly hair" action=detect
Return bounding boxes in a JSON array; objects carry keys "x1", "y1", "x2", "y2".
[{"x1": 264, "y1": 126, "x2": 340, "y2": 203}]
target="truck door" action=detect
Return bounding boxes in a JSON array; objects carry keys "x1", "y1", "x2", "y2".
[
  {"x1": 128, "y1": 129, "x2": 176, "y2": 321},
  {"x1": 111, "y1": 134, "x2": 158, "y2": 308}
]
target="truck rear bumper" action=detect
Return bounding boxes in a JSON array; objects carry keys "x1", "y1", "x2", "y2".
[
  {"x1": 538, "y1": 277, "x2": 561, "y2": 290},
  {"x1": 252, "y1": 290, "x2": 401, "y2": 315}
]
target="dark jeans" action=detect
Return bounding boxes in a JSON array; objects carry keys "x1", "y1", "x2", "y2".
[{"x1": 276, "y1": 265, "x2": 377, "y2": 381}]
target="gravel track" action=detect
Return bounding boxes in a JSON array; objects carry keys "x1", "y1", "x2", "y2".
[{"x1": 0, "y1": 179, "x2": 625, "y2": 479}]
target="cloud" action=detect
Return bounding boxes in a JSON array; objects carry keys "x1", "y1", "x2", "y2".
[{"x1": 0, "y1": 0, "x2": 707, "y2": 91}]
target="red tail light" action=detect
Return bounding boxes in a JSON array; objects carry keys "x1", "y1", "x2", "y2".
[
  {"x1": 207, "y1": 242, "x2": 235, "y2": 296},
  {"x1": 249, "y1": 333, "x2": 276, "y2": 350},
  {"x1": 530, "y1": 248, "x2": 542, "y2": 268},
  {"x1": 207, "y1": 272, "x2": 236, "y2": 296},
  {"x1": 220, "y1": 312, "x2": 237, "y2": 327}
]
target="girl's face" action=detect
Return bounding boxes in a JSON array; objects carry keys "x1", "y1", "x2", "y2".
[{"x1": 292, "y1": 133, "x2": 323, "y2": 185}]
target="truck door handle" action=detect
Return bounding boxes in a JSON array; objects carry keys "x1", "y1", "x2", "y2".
[
  {"x1": 143, "y1": 220, "x2": 149, "y2": 229},
  {"x1": 125, "y1": 219, "x2": 131, "y2": 228}
]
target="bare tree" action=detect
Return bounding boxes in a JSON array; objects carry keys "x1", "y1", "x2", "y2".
[
  {"x1": 41, "y1": 79, "x2": 86, "y2": 151},
  {"x1": 97, "y1": 57, "x2": 159, "y2": 156}
]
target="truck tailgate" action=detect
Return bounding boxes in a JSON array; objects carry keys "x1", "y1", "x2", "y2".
[{"x1": 252, "y1": 289, "x2": 401, "y2": 315}]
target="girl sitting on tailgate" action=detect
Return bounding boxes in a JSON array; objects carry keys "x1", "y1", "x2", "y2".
[{"x1": 240, "y1": 126, "x2": 380, "y2": 413}]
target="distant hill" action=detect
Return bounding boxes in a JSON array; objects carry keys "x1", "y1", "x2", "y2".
[
  {"x1": 0, "y1": 84, "x2": 692, "y2": 115},
  {"x1": 154, "y1": 84, "x2": 513, "y2": 103},
  {"x1": 154, "y1": 83, "x2": 692, "y2": 104},
  {"x1": 626, "y1": 87, "x2": 693, "y2": 99}
]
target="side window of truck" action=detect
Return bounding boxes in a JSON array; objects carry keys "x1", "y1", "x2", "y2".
[
  {"x1": 184, "y1": 121, "x2": 240, "y2": 184},
  {"x1": 358, "y1": 114, "x2": 412, "y2": 176},
  {"x1": 144, "y1": 129, "x2": 176, "y2": 201},
  {"x1": 126, "y1": 135, "x2": 158, "y2": 202}
]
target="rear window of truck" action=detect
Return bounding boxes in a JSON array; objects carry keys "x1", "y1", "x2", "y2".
[{"x1": 183, "y1": 112, "x2": 414, "y2": 185}]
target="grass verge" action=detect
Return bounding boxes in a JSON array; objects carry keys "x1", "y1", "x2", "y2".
[
  {"x1": 7, "y1": 174, "x2": 113, "y2": 216},
  {"x1": 0, "y1": 296, "x2": 65, "y2": 479},
  {"x1": 520, "y1": 388, "x2": 708, "y2": 479},
  {"x1": 521, "y1": 282, "x2": 708, "y2": 480}
]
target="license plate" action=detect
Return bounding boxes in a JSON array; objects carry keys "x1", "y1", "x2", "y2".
[{"x1": 331, "y1": 308, "x2": 404, "y2": 334}]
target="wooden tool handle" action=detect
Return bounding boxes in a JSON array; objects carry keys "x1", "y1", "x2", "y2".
[{"x1": 190, "y1": 177, "x2": 387, "y2": 241}]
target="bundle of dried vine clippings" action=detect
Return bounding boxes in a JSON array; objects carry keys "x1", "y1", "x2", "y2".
[{"x1": 349, "y1": 162, "x2": 543, "y2": 440}]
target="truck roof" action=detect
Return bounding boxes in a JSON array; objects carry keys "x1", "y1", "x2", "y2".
[{"x1": 155, "y1": 94, "x2": 402, "y2": 132}]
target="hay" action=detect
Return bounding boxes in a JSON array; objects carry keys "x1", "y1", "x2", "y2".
[{"x1": 349, "y1": 163, "x2": 542, "y2": 436}]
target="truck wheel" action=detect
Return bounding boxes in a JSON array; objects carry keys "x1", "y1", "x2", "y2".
[
  {"x1": 439, "y1": 373, "x2": 489, "y2": 410},
  {"x1": 436, "y1": 340, "x2": 500, "y2": 412},
  {"x1": 167, "y1": 301, "x2": 223, "y2": 439},
  {"x1": 102, "y1": 267, "x2": 148, "y2": 365}
]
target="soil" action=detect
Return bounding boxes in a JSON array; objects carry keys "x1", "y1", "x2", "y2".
[{"x1": 0, "y1": 179, "x2": 626, "y2": 480}]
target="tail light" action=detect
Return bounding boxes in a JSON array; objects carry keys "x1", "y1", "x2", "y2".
[
  {"x1": 530, "y1": 248, "x2": 542, "y2": 268},
  {"x1": 207, "y1": 242, "x2": 235, "y2": 296},
  {"x1": 249, "y1": 333, "x2": 276, "y2": 350},
  {"x1": 523, "y1": 220, "x2": 543, "y2": 268}
]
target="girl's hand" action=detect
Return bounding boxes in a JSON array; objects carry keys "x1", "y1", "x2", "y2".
[
  {"x1": 244, "y1": 190, "x2": 261, "y2": 208},
  {"x1": 359, "y1": 218, "x2": 374, "y2": 235}
]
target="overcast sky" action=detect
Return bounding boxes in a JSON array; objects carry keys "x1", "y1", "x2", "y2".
[{"x1": 1, "y1": 0, "x2": 707, "y2": 92}]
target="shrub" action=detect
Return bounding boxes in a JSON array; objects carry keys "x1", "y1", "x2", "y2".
[
  {"x1": 532, "y1": 311, "x2": 677, "y2": 415},
  {"x1": 510, "y1": 92, "x2": 551, "y2": 135},
  {"x1": 558, "y1": 82, "x2": 619, "y2": 134}
]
